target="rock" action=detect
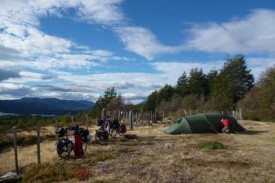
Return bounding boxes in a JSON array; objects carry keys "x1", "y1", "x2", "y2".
[{"x1": 0, "y1": 172, "x2": 22, "y2": 183}]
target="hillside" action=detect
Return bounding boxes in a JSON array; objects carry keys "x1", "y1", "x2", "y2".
[
  {"x1": 0, "y1": 120, "x2": 274, "y2": 182},
  {"x1": 0, "y1": 98, "x2": 95, "y2": 115}
]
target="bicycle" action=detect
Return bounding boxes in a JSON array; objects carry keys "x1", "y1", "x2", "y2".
[
  {"x1": 109, "y1": 119, "x2": 127, "y2": 138},
  {"x1": 55, "y1": 126, "x2": 91, "y2": 158},
  {"x1": 95, "y1": 119, "x2": 109, "y2": 145}
]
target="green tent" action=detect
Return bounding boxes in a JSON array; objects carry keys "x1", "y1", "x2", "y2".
[{"x1": 164, "y1": 113, "x2": 245, "y2": 134}]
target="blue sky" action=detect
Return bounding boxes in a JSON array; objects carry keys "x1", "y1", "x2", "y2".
[{"x1": 0, "y1": 0, "x2": 275, "y2": 104}]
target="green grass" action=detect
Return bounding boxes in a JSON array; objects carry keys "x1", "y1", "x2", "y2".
[
  {"x1": 199, "y1": 141, "x2": 225, "y2": 150},
  {"x1": 22, "y1": 152, "x2": 117, "y2": 183}
]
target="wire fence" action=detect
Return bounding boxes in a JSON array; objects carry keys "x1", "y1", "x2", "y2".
[
  {"x1": 6, "y1": 108, "x2": 243, "y2": 176},
  {"x1": 99, "y1": 108, "x2": 243, "y2": 127}
]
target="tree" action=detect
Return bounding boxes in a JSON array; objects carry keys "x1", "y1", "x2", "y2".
[
  {"x1": 158, "y1": 84, "x2": 174, "y2": 103},
  {"x1": 143, "y1": 90, "x2": 159, "y2": 111},
  {"x1": 205, "y1": 69, "x2": 218, "y2": 97},
  {"x1": 176, "y1": 72, "x2": 189, "y2": 97},
  {"x1": 211, "y1": 54, "x2": 254, "y2": 109},
  {"x1": 188, "y1": 68, "x2": 208, "y2": 97},
  {"x1": 238, "y1": 65, "x2": 275, "y2": 121},
  {"x1": 107, "y1": 93, "x2": 124, "y2": 111},
  {"x1": 91, "y1": 87, "x2": 117, "y2": 118}
]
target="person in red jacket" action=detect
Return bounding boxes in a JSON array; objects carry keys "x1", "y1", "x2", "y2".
[
  {"x1": 73, "y1": 125, "x2": 84, "y2": 158},
  {"x1": 221, "y1": 118, "x2": 231, "y2": 134}
]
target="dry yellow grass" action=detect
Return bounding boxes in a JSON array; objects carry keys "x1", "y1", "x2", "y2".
[{"x1": 1, "y1": 120, "x2": 275, "y2": 182}]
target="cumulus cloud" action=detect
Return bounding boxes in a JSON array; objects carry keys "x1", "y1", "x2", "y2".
[
  {"x1": 40, "y1": 75, "x2": 56, "y2": 80},
  {"x1": 114, "y1": 26, "x2": 184, "y2": 60},
  {"x1": 0, "y1": 0, "x2": 127, "y2": 68},
  {"x1": 123, "y1": 92, "x2": 148, "y2": 101},
  {"x1": 0, "y1": 83, "x2": 33, "y2": 98},
  {"x1": 0, "y1": 46, "x2": 21, "y2": 61},
  {"x1": 76, "y1": 0, "x2": 125, "y2": 25},
  {"x1": 151, "y1": 61, "x2": 223, "y2": 81},
  {"x1": 246, "y1": 57, "x2": 275, "y2": 80},
  {"x1": 0, "y1": 68, "x2": 21, "y2": 81},
  {"x1": 187, "y1": 9, "x2": 275, "y2": 55}
]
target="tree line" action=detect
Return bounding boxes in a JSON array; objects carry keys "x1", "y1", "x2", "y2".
[
  {"x1": 144, "y1": 54, "x2": 254, "y2": 112},
  {"x1": 91, "y1": 54, "x2": 274, "y2": 122}
]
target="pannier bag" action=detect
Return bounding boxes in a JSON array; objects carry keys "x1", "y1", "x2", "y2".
[
  {"x1": 112, "y1": 119, "x2": 120, "y2": 129},
  {"x1": 79, "y1": 128, "x2": 92, "y2": 142},
  {"x1": 96, "y1": 119, "x2": 105, "y2": 126},
  {"x1": 56, "y1": 127, "x2": 66, "y2": 138},
  {"x1": 120, "y1": 124, "x2": 127, "y2": 133}
]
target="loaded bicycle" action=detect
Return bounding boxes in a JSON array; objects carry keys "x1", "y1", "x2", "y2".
[
  {"x1": 94, "y1": 119, "x2": 109, "y2": 145},
  {"x1": 55, "y1": 126, "x2": 91, "y2": 158},
  {"x1": 109, "y1": 119, "x2": 127, "y2": 138}
]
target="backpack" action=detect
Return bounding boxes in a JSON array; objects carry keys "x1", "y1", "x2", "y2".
[
  {"x1": 79, "y1": 128, "x2": 91, "y2": 142},
  {"x1": 120, "y1": 124, "x2": 127, "y2": 133},
  {"x1": 56, "y1": 127, "x2": 66, "y2": 138},
  {"x1": 112, "y1": 119, "x2": 120, "y2": 129},
  {"x1": 96, "y1": 119, "x2": 104, "y2": 126}
]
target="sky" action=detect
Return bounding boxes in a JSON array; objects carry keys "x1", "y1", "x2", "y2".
[{"x1": 0, "y1": 0, "x2": 275, "y2": 104}]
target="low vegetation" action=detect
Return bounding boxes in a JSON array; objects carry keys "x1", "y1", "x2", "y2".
[
  {"x1": 199, "y1": 141, "x2": 225, "y2": 150},
  {"x1": 23, "y1": 152, "x2": 116, "y2": 182},
  {"x1": 1, "y1": 120, "x2": 275, "y2": 182}
]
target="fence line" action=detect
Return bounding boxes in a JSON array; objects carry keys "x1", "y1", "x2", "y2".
[
  {"x1": 99, "y1": 108, "x2": 243, "y2": 126},
  {"x1": 8, "y1": 108, "x2": 243, "y2": 174}
]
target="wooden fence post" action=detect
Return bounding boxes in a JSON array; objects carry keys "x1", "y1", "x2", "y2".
[
  {"x1": 118, "y1": 110, "x2": 121, "y2": 121},
  {"x1": 239, "y1": 108, "x2": 243, "y2": 120},
  {"x1": 55, "y1": 119, "x2": 58, "y2": 129},
  {"x1": 129, "y1": 110, "x2": 133, "y2": 130},
  {"x1": 101, "y1": 108, "x2": 105, "y2": 120},
  {"x1": 36, "y1": 124, "x2": 41, "y2": 164},
  {"x1": 85, "y1": 113, "x2": 88, "y2": 129},
  {"x1": 13, "y1": 127, "x2": 19, "y2": 174},
  {"x1": 71, "y1": 116, "x2": 74, "y2": 126}
]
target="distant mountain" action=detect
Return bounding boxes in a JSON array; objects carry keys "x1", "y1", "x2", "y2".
[{"x1": 0, "y1": 97, "x2": 95, "y2": 115}]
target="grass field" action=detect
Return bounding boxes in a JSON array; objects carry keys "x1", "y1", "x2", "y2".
[{"x1": 1, "y1": 120, "x2": 275, "y2": 183}]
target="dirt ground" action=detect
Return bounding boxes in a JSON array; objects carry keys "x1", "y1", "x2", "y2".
[{"x1": 1, "y1": 120, "x2": 275, "y2": 183}]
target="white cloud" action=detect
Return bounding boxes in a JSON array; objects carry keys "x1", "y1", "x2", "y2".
[
  {"x1": 0, "y1": 68, "x2": 21, "y2": 81},
  {"x1": 246, "y1": 57, "x2": 275, "y2": 81},
  {"x1": 114, "y1": 26, "x2": 184, "y2": 60},
  {"x1": 123, "y1": 92, "x2": 148, "y2": 101},
  {"x1": 187, "y1": 9, "x2": 275, "y2": 55},
  {"x1": 76, "y1": 0, "x2": 125, "y2": 25},
  {"x1": 0, "y1": 0, "x2": 124, "y2": 26},
  {"x1": 151, "y1": 61, "x2": 223, "y2": 81},
  {"x1": 0, "y1": 0, "x2": 127, "y2": 61},
  {"x1": 0, "y1": 25, "x2": 72, "y2": 57}
]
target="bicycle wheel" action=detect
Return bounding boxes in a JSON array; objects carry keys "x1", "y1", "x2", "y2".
[
  {"x1": 56, "y1": 139, "x2": 72, "y2": 158},
  {"x1": 95, "y1": 130, "x2": 108, "y2": 145},
  {"x1": 110, "y1": 128, "x2": 117, "y2": 138},
  {"x1": 118, "y1": 130, "x2": 126, "y2": 136}
]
